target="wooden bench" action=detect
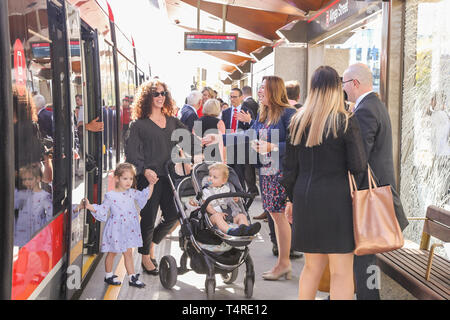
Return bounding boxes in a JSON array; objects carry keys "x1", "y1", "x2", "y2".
[{"x1": 376, "y1": 205, "x2": 450, "y2": 300}]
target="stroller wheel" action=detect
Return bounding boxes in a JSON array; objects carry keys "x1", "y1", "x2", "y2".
[
  {"x1": 205, "y1": 278, "x2": 216, "y2": 300},
  {"x1": 244, "y1": 276, "x2": 254, "y2": 298},
  {"x1": 159, "y1": 255, "x2": 178, "y2": 289},
  {"x1": 221, "y1": 268, "x2": 239, "y2": 284}
]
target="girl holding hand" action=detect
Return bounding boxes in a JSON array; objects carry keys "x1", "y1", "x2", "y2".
[{"x1": 79, "y1": 163, "x2": 153, "y2": 288}]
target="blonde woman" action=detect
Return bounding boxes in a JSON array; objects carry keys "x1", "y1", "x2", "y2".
[
  {"x1": 281, "y1": 66, "x2": 367, "y2": 299},
  {"x1": 195, "y1": 99, "x2": 226, "y2": 162},
  {"x1": 236, "y1": 76, "x2": 296, "y2": 280}
]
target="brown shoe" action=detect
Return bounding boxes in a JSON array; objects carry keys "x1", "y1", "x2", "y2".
[{"x1": 254, "y1": 211, "x2": 268, "y2": 220}]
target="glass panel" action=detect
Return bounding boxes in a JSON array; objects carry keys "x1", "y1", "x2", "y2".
[
  {"x1": 401, "y1": 0, "x2": 450, "y2": 257},
  {"x1": 66, "y1": 1, "x2": 87, "y2": 277},
  {"x1": 322, "y1": 11, "x2": 383, "y2": 93},
  {"x1": 118, "y1": 53, "x2": 134, "y2": 158},
  {"x1": 9, "y1": 0, "x2": 56, "y2": 298},
  {"x1": 99, "y1": 39, "x2": 115, "y2": 172}
]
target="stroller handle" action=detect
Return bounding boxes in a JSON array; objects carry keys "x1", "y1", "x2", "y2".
[{"x1": 200, "y1": 192, "x2": 255, "y2": 213}]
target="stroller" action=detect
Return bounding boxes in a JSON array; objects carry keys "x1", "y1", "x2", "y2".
[{"x1": 158, "y1": 160, "x2": 257, "y2": 299}]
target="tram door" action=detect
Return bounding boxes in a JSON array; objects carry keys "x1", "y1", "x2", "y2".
[
  {"x1": 65, "y1": 2, "x2": 87, "y2": 298},
  {"x1": 80, "y1": 24, "x2": 102, "y2": 268}
]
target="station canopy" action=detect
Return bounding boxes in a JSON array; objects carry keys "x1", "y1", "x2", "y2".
[{"x1": 162, "y1": 0, "x2": 331, "y2": 79}]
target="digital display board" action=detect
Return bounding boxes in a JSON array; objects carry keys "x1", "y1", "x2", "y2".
[
  {"x1": 184, "y1": 33, "x2": 238, "y2": 52},
  {"x1": 31, "y1": 41, "x2": 81, "y2": 59},
  {"x1": 31, "y1": 42, "x2": 51, "y2": 58}
]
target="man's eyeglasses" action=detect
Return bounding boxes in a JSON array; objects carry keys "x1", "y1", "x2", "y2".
[
  {"x1": 342, "y1": 79, "x2": 359, "y2": 85},
  {"x1": 152, "y1": 91, "x2": 168, "y2": 98},
  {"x1": 230, "y1": 95, "x2": 240, "y2": 99}
]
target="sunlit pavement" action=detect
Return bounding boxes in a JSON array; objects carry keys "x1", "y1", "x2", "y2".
[{"x1": 80, "y1": 197, "x2": 329, "y2": 300}]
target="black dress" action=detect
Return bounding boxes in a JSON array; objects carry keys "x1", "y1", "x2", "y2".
[
  {"x1": 194, "y1": 115, "x2": 220, "y2": 136},
  {"x1": 281, "y1": 116, "x2": 367, "y2": 253}
]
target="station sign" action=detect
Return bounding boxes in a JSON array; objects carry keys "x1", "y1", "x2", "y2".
[
  {"x1": 184, "y1": 33, "x2": 238, "y2": 52},
  {"x1": 307, "y1": 0, "x2": 384, "y2": 41}
]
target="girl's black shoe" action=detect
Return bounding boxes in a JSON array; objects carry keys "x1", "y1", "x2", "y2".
[
  {"x1": 141, "y1": 262, "x2": 159, "y2": 275},
  {"x1": 151, "y1": 258, "x2": 158, "y2": 269},
  {"x1": 104, "y1": 275, "x2": 121, "y2": 286},
  {"x1": 129, "y1": 274, "x2": 146, "y2": 288}
]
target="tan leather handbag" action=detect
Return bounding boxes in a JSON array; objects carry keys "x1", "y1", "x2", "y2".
[{"x1": 348, "y1": 167, "x2": 404, "y2": 256}]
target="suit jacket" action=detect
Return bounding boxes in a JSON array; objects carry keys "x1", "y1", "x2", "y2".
[
  {"x1": 180, "y1": 104, "x2": 198, "y2": 132},
  {"x1": 354, "y1": 92, "x2": 409, "y2": 231},
  {"x1": 221, "y1": 105, "x2": 254, "y2": 131},
  {"x1": 242, "y1": 97, "x2": 259, "y2": 120},
  {"x1": 37, "y1": 108, "x2": 53, "y2": 138}
]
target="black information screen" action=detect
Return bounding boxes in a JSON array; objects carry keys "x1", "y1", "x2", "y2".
[{"x1": 184, "y1": 33, "x2": 238, "y2": 52}]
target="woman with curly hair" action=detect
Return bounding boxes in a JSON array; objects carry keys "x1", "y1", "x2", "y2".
[{"x1": 126, "y1": 79, "x2": 193, "y2": 275}]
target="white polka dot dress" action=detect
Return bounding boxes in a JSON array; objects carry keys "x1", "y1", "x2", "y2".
[{"x1": 91, "y1": 187, "x2": 150, "y2": 253}]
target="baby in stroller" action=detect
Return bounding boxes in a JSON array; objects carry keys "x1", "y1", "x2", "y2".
[{"x1": 191, "y1": 163, "x2": 261, "y2": 237}]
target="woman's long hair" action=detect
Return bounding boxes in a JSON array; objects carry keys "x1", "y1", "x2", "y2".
[
  {"x1": 289, "y1": 66, "x2": 350, "y2": 147},
  {"x1": 259, "y1": 76, "x2": 292, "y2": 125},
  {"x1": 132, "y1": 79, "x2": 175, "y2": 120}
]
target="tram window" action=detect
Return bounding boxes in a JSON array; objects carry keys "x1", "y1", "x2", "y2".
[
  {"x1": 9, "y1": 0, "x2": 55, "y2": 252},
  {"x1": 99, "y1": 40, "x2": 116, "y2": 171},
  {"x1": 118, "y1": 53, "x2": 136, "y2": 158}
]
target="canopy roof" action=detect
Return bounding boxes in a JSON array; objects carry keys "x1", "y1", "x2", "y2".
[{"x1": 164, "y1": 0, "x2": 331, "y2": 76}]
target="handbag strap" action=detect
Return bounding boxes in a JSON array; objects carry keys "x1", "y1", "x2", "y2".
[
  {"x1": 367, "y1": 165, "x2": 378, "y2": 193},
  {"x1": 348, "y1": 165, "x2": 378, "y2": 197},
  {"x1": 348, "y1": 171, "x2": 358, "y2": 198}
]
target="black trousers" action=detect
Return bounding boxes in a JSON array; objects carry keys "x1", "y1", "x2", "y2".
[
  {"x1": 353, "y1": 254, "x2": 381, "y2": 300},
  {"x1": 136, "y1": 174, "x2": 178, "y2": 255},
  {"x1": 244, "y1": 164, "x2": 258, "y2": 195}
]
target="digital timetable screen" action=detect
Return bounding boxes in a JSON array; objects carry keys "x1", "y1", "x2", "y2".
[{"x1": 184, "y1": 33, "x2": 238, "y2": 52}]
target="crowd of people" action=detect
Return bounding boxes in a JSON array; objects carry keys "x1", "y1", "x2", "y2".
[
  {"x1": 76, "y1": 62, "x2": 406, "y2": 299},
  {"x1": 15, "y1": 60, "x2": 407, "y2": 298}
]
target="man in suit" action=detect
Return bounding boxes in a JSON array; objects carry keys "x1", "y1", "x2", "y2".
[
  {"x1": 241, "y1": 86, "x2": 259, "y2": 119},
  {"x1": 240, "y1": 86, "x2": 259, "y2": 197},
  {"x1": 343, "y1": 63, "x2": 409, "y2": 300},
  {"x1": 180, "y1": 90, "x2": 202, "y2": 132},
  {"x1": 222, "y1": 88, "x2": 254, "y2": 191}
]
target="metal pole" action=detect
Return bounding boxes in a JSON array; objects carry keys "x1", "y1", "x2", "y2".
[
  {"x1": 0, "y1": 0, "x2": 14, "y2": 300},
  {"x1": 197, "y1": 0, "x2": 201, "y2": 31},
  {"x1": 110, "y1": 18, "x2": 121, "y2": 164},
  {"x1": 222, "y1": 4, "x2": 227, "y2": 32}
]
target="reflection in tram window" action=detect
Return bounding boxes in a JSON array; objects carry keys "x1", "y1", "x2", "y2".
[
  {"x1": 324, "y1": 11, "x2": 382, "y2": 92},
  {"x1": 99, "y1": 41, "x2": 116, "y2": 171},
  {"x1": 14, "y1": 164, "x2": 52, "y2": 247},
  {"x1": 8, "y1": 1, "x2": 57, "y2": 296}
]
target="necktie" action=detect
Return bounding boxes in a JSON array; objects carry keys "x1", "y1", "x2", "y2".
[{"x1": 231, "y1": 108, "x2": 238, "y2": 132}]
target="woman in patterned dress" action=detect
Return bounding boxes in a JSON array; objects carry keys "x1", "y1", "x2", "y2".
[{"x1": 237, "y1": 76, "x2": 296, "y2": 280}]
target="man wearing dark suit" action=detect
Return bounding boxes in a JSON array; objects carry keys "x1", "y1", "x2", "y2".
[
  {"x1": 240, "y1": 86, "x2": 259, "y2": 197},
  {"x1": 241, "y1": 86, "x2": 259, "y2": 120},
  {"x1": 222, "y1": 88, "x2": 254, "y2": 191},
  {"x1": 343, "y1": 63, "x2": 409, "y2": 300},
  {"x1": 180, "y1": 90, "x2": 202, "y2": 133}
]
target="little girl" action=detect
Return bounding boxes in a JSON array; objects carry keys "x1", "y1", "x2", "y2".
[
  {"x1": 78, "y1": 163, "x2": 153, "y2": 288},
  {"x1": 14, "y1": 163, "x2": 53, "y2": 283},
  {"x1": 14, "y1": 163, "x2": 53, "y2": 247}
]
